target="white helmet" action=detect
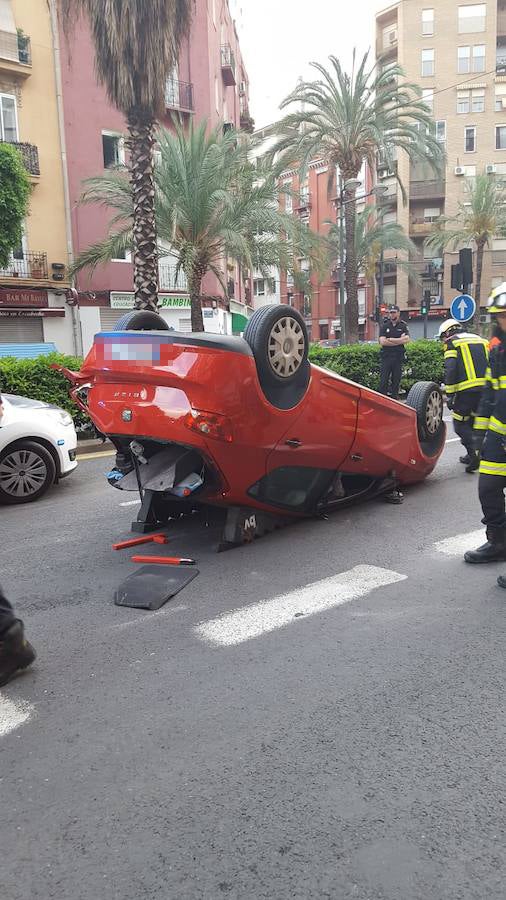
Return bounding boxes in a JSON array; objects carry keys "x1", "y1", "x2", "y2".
[{"x1": 438, "y1": 318, "x2": 462, "y2": 340}]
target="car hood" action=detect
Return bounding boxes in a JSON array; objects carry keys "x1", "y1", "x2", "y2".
[{"x1": 3, "y1": 393, "x2": 62, "y2": 412}]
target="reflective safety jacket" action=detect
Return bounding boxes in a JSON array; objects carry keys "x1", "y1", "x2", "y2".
[
  {"x1": 474, "y1": 337, "x2": 506, "y2": 476},
  {"x1": 444, "y1": 332, "x2": 489, "y2": 395}
]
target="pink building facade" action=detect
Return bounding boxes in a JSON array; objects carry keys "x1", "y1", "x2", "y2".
[{"x1": 58, "y1": 0, "x2": 251, "y2": 351}]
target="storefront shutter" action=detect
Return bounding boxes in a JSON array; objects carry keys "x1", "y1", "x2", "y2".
[
  {"x1": 99, "y1": 308, "x2": 123, "y2": 331},
  {"x1": 0, "y1": 317, "x2": 44, "y2": 342}
]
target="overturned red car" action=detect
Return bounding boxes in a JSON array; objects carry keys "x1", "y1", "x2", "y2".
[{"x1": 60, "y1": 304, "x2": 445, "y2": 548}]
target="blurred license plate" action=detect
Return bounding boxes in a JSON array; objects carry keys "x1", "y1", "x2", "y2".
[{"x1": 105, "y1": 341, "x2": 161, "y2": 363}]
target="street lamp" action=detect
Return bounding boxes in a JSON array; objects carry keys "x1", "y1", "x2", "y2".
[
  {"x1": 371, "y1": 184, "x2": 388, "y2": 320},
  {"x1": 338, "y1": 176, "x2": 361, "y2": 345}
]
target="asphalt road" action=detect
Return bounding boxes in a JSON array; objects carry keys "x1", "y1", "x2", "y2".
[{"x1": 1, "y1": 434, "x2": 505, "y2": 900}]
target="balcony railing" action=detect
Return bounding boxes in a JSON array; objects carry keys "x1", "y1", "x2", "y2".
[
  {"x1": 409, "y1": 179, "x2": 445, "y2": 199},
  {"x1": 410, "y1": 218, "x2": 438, "y2": 235},
  {"x1": 158, "y1": 264, "x2": 188, "y2": 291},
  {"x1": 165, "y1": 78, "x2": 194, "y2": 112},
  {"x1": 411, "y1": 259, "x2": 444, "y2": 277},
  {"x1": 497, "y1": 56, "x2": 506, "y2": 74},
  {"x1": 492, "y1": 250, "x2": 506, "y2": 265},
  {"x1": 0, "y1": 140, "x2": 40, "y2": 175},
  {"x1": 0, "y1": 30, "x2": 31, "y2": 66},
  {"x1": 0, "y1": 252, "x2": 48, "y2": 280},
  {"x1": 221, "y1": 44, "x2": 236, "y2": 85}
]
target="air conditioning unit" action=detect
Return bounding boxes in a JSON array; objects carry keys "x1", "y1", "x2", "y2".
[
  {"x1": 454, "y1": 166, "x2": 465, "y2": 176},
  {"x1": 389, "y1": 30, "x2": 397, "y2": 43},
  {"x1": 486, "y1": 164, "x2": 497, "y2": 175}
]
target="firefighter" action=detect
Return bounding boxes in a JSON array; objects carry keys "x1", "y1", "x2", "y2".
[
  {"x1": 438, "y1": 318, "x2": 489, "y2": 473},
  {"x1": 464, "y1": 283, "x2": 506, "y2": 565}
]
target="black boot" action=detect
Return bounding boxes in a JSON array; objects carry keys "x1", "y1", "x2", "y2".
[
  {"x1": 464, "y1": 526, "x2": 506, "y2": 563},
  {"x1": 459, "y1": 454, "x2": 471, "y2": 465},
  {"x1": 465, "y1": 451, "x2": 480, "y2": 473},
  {"x1": 0, "y1": 622, "x2": 36, "y2": 687}
]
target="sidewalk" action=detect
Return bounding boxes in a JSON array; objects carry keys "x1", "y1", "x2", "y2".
[{"x1": 76, "y1": 436, "x2": 114, "y2": 456}]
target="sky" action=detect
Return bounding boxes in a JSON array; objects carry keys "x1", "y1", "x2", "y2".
[{"x1": 237, "y1": 0, "x2": 387, "y2": 128}]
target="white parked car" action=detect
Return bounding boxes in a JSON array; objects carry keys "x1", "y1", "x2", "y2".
[{"x1": 0, "y1": 393, "x2": 78, "y2": 504}]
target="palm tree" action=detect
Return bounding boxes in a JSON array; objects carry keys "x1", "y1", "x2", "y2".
[
  {"x1": 425, "y1": 173, "x2": 506, "y2": 315},
  {"x1": 268, "y1": 52, "x2": 444, "y2": 342},
  {"x1": 60, "y1": 0, "x2": 192, "y2": 311},
  {"x1": 329, "y1": 205, "x2": 419, "y2": 283},
  {"x1": 70, "y1": 122, "x2": 323, "y2": 331}
]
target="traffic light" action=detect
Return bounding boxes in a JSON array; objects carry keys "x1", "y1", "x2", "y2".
[
  {"x1": 459, "y1": 248, "x2": 473, "y2": 287},
  {"x1": 451, "y1": 264, "x2": 463, "y2": 291},
  {"x1": 420, "y1": 290, "x2": 431, "y2": 316}
]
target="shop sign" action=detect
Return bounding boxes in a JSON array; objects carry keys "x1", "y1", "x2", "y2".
[
  {"x1": 0, "y1": 288, "x2": 48, "y2": 308},
  {"x1": 110, "y1": 292, "x2": 190, "y2": 310},
  {"x1": 0, "y1": 308, "x2": 64, "y2": 317}
]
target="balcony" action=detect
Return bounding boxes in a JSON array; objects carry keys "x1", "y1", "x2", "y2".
[
  {"x1": 411, "y1": 259, "x2": 444, "y2": 278},
  {"x1": 165, "y1": 78, "x2": 194, "y2": 113},
  {"x1": 409, "y1": 218, "x2": 437, "y2": 236},
  {"x1": 409, "y1": 179, "x2": 445, "y2": 199},
  {"x1": 221, "y1": 45, "x2": 236, "y2": 86},
  {"x1": 0, "y1": 252, "x2": 48, "y2": 281},
  {"x1": 0, "y1": 30, "x2": 31, "y2": 76},
  {"x1": 497, "y1": 55, "x2": 506, "y2": 75},
  {"x1": 158, "y1": 264, "x2": 188, "y2": 291},
  {"x1": 1, "y1": 140, "x2": 40, "y2": 177},
  {"x1": 295, "y1": 190, "x2": 311, "y2": 212}
]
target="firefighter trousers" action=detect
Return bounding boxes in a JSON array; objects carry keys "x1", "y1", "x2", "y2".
[
  {"x1": 451, "y1": 390, "x2": 482, "y2": 454},
  {"x1": 478, "y1": 473, "x2": 506, "y2": 528}
]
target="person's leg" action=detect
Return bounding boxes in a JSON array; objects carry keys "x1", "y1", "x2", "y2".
[
  {"x1": 452, "y1": 393, "x2": 479, "y2": 470},
  {"x1": 0, "y1": 588, "x2": 35, "y2": 686},
  {"x1": 464, "y1": 473, "x2": 506, "y2": 562},
  {"x1": 378, "y1": 357, "x2": 391, "y2": 395},
  {"x1": 0, "y1": 586, "x2": 17, "y2": 637},
  {"x1": 389, "y1": 357, "x2": 403, "y2": 400}
]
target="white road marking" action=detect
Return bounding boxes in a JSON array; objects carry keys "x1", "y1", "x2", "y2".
[
  {"x1": 434, "y1": 529, "x2": 484, "y2": 556},
  {"x1": 0, "y1": 695, "x2": 34, "y2": 737},
  {"x1": 119, "y1": 499, "x2": 141, "y2": 507},
  {"x1": 195, "y1": 565, "x2": 407, "y2": 647},
  {"x1": 445, "y1": 437, "x2": 460, "y2": 444},
  {"x1": 77, "y1": 450, "x2": 115, "y2": 461}
]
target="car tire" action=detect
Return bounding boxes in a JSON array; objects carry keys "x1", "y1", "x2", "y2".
[
  {"x1": 0, "y1": 440, "x2": 57, "y2": 505},
  {"x1": 244, "y1": 304, "x2": 309, "y2": 384},
  {"x1": 114, "y1": 310, "x2": 169, "y2": 331},
  {"x1": 406, "y1": 381, "x2": 444, "y2": 444}
]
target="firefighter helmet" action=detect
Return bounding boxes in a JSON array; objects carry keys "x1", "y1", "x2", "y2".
[
  {"x1": 438, "y1": 318, "x2": 462, "y2": 341},
  {"x1": 487, "y1": 282, "x2": 506, "y2": 314}
]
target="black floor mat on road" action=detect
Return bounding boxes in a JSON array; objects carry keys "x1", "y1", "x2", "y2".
[{"x1": 114, "y1": 565, "x2": 199, "y2": 610}]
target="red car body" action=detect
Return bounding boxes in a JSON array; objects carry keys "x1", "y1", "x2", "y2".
[{"x1": 62, "y1": 329, "x2": 445, "y2": 532}]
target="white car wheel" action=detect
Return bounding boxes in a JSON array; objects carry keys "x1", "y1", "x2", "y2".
[{"x1": 0, "y1": 441, "x2": 56, "y2": 504}]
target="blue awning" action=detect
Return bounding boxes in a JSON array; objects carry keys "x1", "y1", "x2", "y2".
[{"x1": 0, "y1": 342, "x2": 57, "y2": 359}]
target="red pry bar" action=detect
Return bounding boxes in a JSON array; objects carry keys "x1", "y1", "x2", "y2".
[
  {"x1": 112, "y1": 534, "x2": 169, "y2": 551},
  {"x1": 131, "y1": 555, "x2": 196, "y2": 566}
]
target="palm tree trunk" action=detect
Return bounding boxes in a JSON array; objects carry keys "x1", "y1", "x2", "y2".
[
  {"x1": 127, "y1": 115, "x2": 159, "y2": 312},
  {"x1": 344, "y1": 183, "x2": 359, "y2": 344},
  {"x1": 471, "y1": 241, "x2": 485, "y2": 334},
  {"x1": 189, "y1": 273, "x2": 204, "y2": 332}
]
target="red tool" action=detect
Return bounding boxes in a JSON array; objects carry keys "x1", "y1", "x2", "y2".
[
  {"x1": 112, "y1": 534, "x2": 168, "y2": 551},
  {"x1": 131, "y1": 555, "x2": 196, "y2": 566}
]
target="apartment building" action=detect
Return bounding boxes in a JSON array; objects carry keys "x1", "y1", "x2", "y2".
[
  {"x1": 376, "y1": 0, "x2": 506, "y2": 337},
  {"x1": 0, "y1": 0, "x2": 74, "y2": 354},
  {"x1": 58, "y1": 0, "x2": 251, "y2": 351}
]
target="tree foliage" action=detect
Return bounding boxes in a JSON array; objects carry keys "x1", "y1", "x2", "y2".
[{"x1": 0, "y1": 143, "x2": 30, "y2": 269}]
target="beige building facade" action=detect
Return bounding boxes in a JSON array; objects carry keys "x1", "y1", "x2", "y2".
[
  {"x1": 376, "y1": 0, "x2": 506, "y2": 336},
  {"x1": 0, "y1": 0, "x2": 76, "y2": 354}
]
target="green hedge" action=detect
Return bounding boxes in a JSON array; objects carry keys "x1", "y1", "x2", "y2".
[
  {"x1": 309, "y1": 339, "x2": 444, "y2": 394},
  {"x1": 0, "y1": 352, "x2": 88, "y2": 427}
]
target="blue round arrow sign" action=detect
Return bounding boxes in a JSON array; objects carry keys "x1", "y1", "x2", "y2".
[{"x1": 450, "y1": 293, "x2": 476, "y2": 323}]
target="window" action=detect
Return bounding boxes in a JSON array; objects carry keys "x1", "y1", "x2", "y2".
[
  {"x1": 457, "y1": 89, "x2": 484, "y2": 113},
  {"x1": 496, "y1": 87, "x2": 506, "y2": 111},
  {"x1": 320, "y1": 324, "x2": 329, "y2": 340},
  {"x1": 458, "y1": 4, "x2": 486, "y2": 33},
  {"x1": 496, "y1": 125, "x2": 506, "y2": 149},
  {"x1": 465, "y1": 126, "x2": 476, "y2": 151},
  {"x1": 435, "y1": 120, "x2": 446, "y2": 143},
  {"x1": 424, "y1": 207, "x2": 440, "y2": 221},
  {"x1": 283, "y1": 181, "x2": 293, "y2": 214},
  {"x1": 0, "y1": 94, "x2": 18, "y2": 142},
  {"x1": 472, "y1": 44, "x2": 485, "y2": 72},
  {"x1": 112, "y1": 248, "x2": 132, "y2": 262},
  {"x1": 382, "y1": 209, "x2": 397, "y2": 224},
  {"x1": 254, "y1": 278, "x2": 265, "y2": 296},
  {"x1": 422, "y1": 8, "x2": 434, "y2": 34},
  {"x1": 102, "y1": 133, "x2": 124, "y2": 168},
  {"x1": 422, "y1": 88, "x2": 434, "y2": 112},
  {"x1": 458, "y1": 46, "x2": 470, "y2": 73},
  {"x1": 421, "y1": 48, "x2": 434, "y2": 76}
]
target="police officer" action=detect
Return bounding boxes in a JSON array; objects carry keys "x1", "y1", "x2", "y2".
[
  {"x1": 378, "y1": 305, "x2": 410, "y2": 399},
  {"x1": 438, "y1": 318, "x2": 489, "y2": 473},
  {"x1": 464, "y1": 283, "x2": 506, "y2": 566}
]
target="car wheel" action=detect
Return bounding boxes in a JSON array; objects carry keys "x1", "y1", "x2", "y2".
[
  {"x1": 406, "y1": 381, "x2": 444, "y2": 443},
  {"x1": 244, "y1": 304, "x2": 309, "y2": 385},
  {"x1": 114, "y1": 310, "x2": 169, "y2": 331},
  {"x1": 0, "y1": 441, "x2": 57, "y2": 505}
]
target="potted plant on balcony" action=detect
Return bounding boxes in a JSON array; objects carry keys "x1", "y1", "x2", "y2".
[
  {"x1": 30, "y1": 253, "x2": 45, "y2": 279},
  {"x1": 17, "y1": 29, "x2": 30, "y2": 65}
]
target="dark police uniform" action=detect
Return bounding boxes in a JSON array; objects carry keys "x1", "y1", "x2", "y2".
[
  {"x1": 443, "y1": 331, "x2": 488, "y2": 456},
  {"x1": 379, "y1": 317, "x2": 409, "y2": 399}
]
